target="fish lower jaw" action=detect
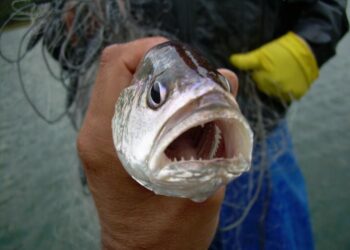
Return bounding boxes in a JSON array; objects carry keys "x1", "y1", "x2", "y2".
[
  {"x1": 168, "y1": 156, "x2": 240, "y2": 163},
  {"x1": 148, "y1": 153, "x2": 251, "y2": 202},
  {"x1": 160, "y1": 152, "x2": 249, "y2": 167}
]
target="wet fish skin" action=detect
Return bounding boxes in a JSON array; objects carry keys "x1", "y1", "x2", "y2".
[{"x1": 112, "y1": 41, "x2": 253, "y2": 202}]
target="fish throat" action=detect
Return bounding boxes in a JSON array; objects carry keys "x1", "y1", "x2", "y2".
[{"x1": 164, "y1": 119, "x2": 234, "y2": 163}]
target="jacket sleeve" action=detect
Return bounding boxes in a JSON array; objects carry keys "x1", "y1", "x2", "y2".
[{"x1": 292, "y1": 0, "x2": 349, "y2": 66}]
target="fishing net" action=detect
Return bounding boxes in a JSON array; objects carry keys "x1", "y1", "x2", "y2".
[{"x1": 0, "y1": 1, "x2": 294, "y2": 249}]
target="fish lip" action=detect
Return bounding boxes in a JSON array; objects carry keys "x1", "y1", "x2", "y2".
[
  {"x1": 148, "y1": 91, "x2": 253, "y2": 174},
  {"x1": 155, "y1": 156, "x2": 250, "y2": 174},
  {"x1": 151, "y1": 155, "x2": 250, "y2": 184},
  {"x1": 147, "y1": 145, "x2": 251, "y2": 202}
]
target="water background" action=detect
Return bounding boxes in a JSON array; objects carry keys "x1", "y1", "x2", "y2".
[
  {"x1": 287, "y1": 5, "x2": 350, "y2": 248},
  {"x1": 1, "y1": 6, "x2": 349, "y2": 249}
]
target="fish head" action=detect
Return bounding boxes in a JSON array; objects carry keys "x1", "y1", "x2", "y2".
[{"x1": 112, "y1": 41, "x2": 253, "y2": 202}]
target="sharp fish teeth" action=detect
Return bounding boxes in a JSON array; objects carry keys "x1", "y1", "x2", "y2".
[
  {"x1": 190, "y1": 156, "x2": 194, "y2": 161},
  {"x1": 181, "y1": 157, "x2": 185, "y2": 162},
  {"x1": 208, "y1": 125, "x2": 222, "y2": 159},
  {"x1": 200, "y1": 124, "x2": 205, "y2": 128}
]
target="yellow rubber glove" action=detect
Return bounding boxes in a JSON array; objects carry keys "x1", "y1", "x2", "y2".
[{"x1": 230, "y1": 32, "x2": 319, "y2": 101}]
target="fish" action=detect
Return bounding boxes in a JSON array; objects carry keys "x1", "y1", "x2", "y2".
[{"x1": 112, "y1": 41, "x2": 253, "y2": 202}]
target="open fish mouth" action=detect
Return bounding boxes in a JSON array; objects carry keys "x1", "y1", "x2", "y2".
[
  {"x1": 165, "y1": 119, "x2": 238, "y2": 162},
  {"x1": 152, "y1": 115, "x2": 252, "y2": 169},
  {"x1": 149, "y1": 92, "x2": 253, "y2": 193}
]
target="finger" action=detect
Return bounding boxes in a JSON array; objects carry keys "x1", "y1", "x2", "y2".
[
  {"x1": 229, "y1": 51, "x2": 261, "y2": 70},
  {"x1": 218, "y1": 68, "x2": 239, "y2": 96},
  {"x1": 251, "y1": 70, "x2": 279, "y2": 97},
  {"x1": 252, "y1": 71, "x2": 298, "y2": 101}
]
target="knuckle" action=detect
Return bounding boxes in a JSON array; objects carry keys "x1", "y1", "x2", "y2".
[
  {"x1": 100, "y1": 44, "x2": 121, "y2": 66},
  {"x1": 76, "y1": 130, "x2": 99, "y2": 176},
  {"x1": 76, "y1": 128, "x2": 92, "y2": 161},
  {"x1": 76, "y1": 133, "x2": 85, "y2": 158},
  {"x1": 148, "y1": 36, "x2": 168, "y2": 43},
  {"x1": 76, "y1": 122, "x2": 104, "y2": 175}
]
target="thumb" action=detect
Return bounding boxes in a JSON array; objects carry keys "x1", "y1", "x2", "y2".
[
  {"x1": 217, "y1": 68, "x2": 239, "y2": 97},
  {"x1": 230, "y1": 51, "x2": 261, "y2": 70}
]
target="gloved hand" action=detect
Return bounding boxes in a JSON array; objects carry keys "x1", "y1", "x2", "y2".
[{"x1": 230, "y1": 32, "x2": 319, "y2": 101}]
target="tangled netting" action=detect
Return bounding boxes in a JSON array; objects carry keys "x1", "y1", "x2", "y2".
[{"x1": 1, "y1": 0, "x2": 292, "y2": 249}]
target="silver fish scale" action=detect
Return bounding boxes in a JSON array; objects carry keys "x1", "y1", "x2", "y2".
[{"x1": 112, "y1": 41, "x2": 253, "y2": 202}]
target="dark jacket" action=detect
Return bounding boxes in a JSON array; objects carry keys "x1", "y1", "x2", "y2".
[
  {"x1": 130, "y1": 0, "x2": 348, "y2": 129},
  {"x1": 34, "y1": 0, "x2": 348, "y2": 129},
  {"x1": 132, "y1": 0, "x2": 348, "y2": 68}
]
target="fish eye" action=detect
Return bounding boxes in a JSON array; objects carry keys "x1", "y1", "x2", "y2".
[
  {"x1": 218, "y1": 74, "x2": 232, "y2": 93},
  {"x1": 147, "y1": 80, "x2": 167, "y2": 109}
]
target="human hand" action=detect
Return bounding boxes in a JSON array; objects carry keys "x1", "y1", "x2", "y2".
[
  {"x1": 77, "y1": 37, "x2": 239, "y2": 249},
  {"x1": 230, "y1": 32, "x2": 319, "y2": 101}
]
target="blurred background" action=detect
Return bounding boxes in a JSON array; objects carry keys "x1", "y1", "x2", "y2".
[
  {"x1": 0, "y1": 1, "x2": 349, "y2": 250},
  {"x1": 287, "y1": 5, "x2": 350, "y2": 247}
]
